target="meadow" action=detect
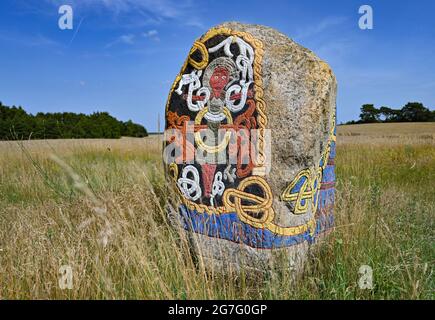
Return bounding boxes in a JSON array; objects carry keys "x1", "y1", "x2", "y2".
[{"x1": 0, "y1": 123, "x2": 433, "y2": 299}]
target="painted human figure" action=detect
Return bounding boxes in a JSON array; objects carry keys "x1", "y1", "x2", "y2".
[{"x1": 177, "y1": 55, "x2": 255, "y2": 202}]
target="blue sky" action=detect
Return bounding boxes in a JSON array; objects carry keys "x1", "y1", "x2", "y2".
[{"x1": 0, "y1": 0, "x2": 434, "y2": 131}]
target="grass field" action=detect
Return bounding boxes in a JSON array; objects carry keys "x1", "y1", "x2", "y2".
[{"x1": 0, "y1": 123, "x2": 434, "y2": 299}]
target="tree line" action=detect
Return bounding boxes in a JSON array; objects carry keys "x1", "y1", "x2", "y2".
[
  {"x1": 0, "y1": 102, "x2": 148, "y2": 140},
  {"x1": 346, "y1": 102, "x2": 435, "y2": 124}
]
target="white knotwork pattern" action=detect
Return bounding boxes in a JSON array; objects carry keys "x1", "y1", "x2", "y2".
[
  {"x1": 210, "y1": 171, "x2": 225, "y2": 207},
  {"x1": 225, "y1": 81, "x2": 252, "y2": 112},
  {"x1": 223, "y1": 164, "x2": 237, "y2": 183},
  {"x1": 175, "y1": 70, "x2": 210, "y2": 112},
  {"x1": 177, "y1": 165, "x2": 202, "y2": 201}
]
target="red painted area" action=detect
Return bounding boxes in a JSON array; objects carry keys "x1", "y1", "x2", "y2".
[{"x1": 201, "y1": 163, "x2": 217, "y2": 197}]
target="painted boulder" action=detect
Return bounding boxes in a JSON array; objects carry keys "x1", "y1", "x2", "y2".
[{"x1": 164, "y1": 22, "x2": 336, "y2": 272}]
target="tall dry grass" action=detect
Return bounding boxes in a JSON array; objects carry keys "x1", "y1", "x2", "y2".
[{"x1": 0, "y1": 124, "x2": 434, "y2": 299}]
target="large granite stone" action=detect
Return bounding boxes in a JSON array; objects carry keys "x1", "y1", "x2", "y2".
[{"x1": 163, "y1": 22, "x2": 337, "y2": 273}]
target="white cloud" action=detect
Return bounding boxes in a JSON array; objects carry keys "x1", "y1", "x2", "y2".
[
  {"x1": 143, "y1": 29, "x2": 160, "y2": 41},
  {"x1": 106, "y1": 29, "x2": 161, "y2": 49},
  {"x1": 294, "y1": 16, "x2": 348, "y2": 41},
  {"x1": 120, "y1": 34, "x2": 135, "y2": 44},
  {"x1": 143, "y1": 29, "x2": 158, "y2": 37},
  {"x1": 45, "y1": 0, "x2": 203, "y2": 27},
  {"x1": 105, "y1": 34, "x2": 135, "y2": 48},
  {"x1": 184, "y1": 18, "x2": 205, "y2": 29}
]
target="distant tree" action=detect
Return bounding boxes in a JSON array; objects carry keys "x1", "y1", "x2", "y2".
[
  {"x1": 0, "y1": 103, "x2": 148, "y2": 140},
  {"x1": 344, "y1": 120, "x2": 359, "y2": 125},
  {"x1": 348, "y1": 102, "x2": 434, "y2": 124},
  {"x1": 359, "y1": 104, "x2": 380, "y2": 123},
  {"x1": 379, "y1": 106, "x2": 400, "y2": 122},
  {"x1": 122, "y1": 120, "x2": 148, "y2": 137},
  {"x1": 398, "y1": 102, "x2": 433, "y2": 122}
]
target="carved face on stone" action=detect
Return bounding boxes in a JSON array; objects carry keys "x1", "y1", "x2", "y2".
[
  {"x1": 164, "y1": 24, "x2": 336, "y2": 259},
  {"x1": 209, "y1": 67, "x2": 229, "y2": 98}
]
